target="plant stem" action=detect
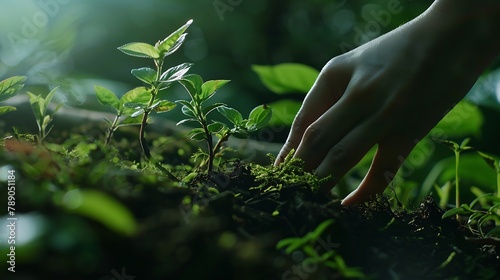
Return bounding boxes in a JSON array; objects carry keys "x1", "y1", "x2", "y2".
[
  {"x1": 139, "y1": 110, "x2": 152, "y2": 159},
  {"x1": 104, "y1": 115, "x2": 119, "y2": 146},
  {"x1": 135, "y1": 58, "x2": 179, "y2": 182},
  {"x1": 455, "y1": 150, "x2": 460, "y2": 207},
  {"x1": 497, "y1": 171, "x2": 500, "y2": 199},
  {"x1": 201, "y1": 121, "x2": 214, "y2": 173},
  {"x1": 202, "y1": 131, "x2": 230, "y2": 172},
  {"x1": 212, "y1": 132, "x2": 230, "y2": 157}
]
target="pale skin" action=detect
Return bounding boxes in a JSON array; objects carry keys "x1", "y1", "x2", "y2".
[{"x1": 275, "y1": 0, "x2": 500, "y2": 205}]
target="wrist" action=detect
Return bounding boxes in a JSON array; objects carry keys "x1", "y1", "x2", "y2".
[
  {"x1": 409, "y1": 0, "x2": 500, "y2": 73},
  {"x1": 424, "y1": 0, "x2": 500, "y2": 50}
]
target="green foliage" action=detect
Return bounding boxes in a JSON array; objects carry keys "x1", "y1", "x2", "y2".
[
  {"x1": 442, "y1": 193, "x2": 500, "y2": 238},
  {"x1": 276, "y1": 219, "x2": 364, "y2": 278},
  {"x1": 431, "y1": 101, "x2": 484, "y2": 137},
  {"x1": 96, "y1": 19, "x2": 272, "y2": 178},
  {"x1": 178, "y1": 73, "x2": 271, "y2": 172},
  {"x1": 252, "y1": 63, "x2": 318, "y2": 94},
  {"x1": 434, "y1": 138, "x2": 473, "y2": 208},
  {"x1": 96, "y1": 20, "x2": 194, "y2": 181},
  {"x1": 0, "y1": 76, "x2": 27, "y2": 116},
  {"x1": 27, "y1": 88, "x2": 63, "y2": 143},
  {"x1": 251, "y1": 150, "x2": 327, "y2": 193},
  {"x1": 60, "y1": 189, "x2": 137, "y2": 236},
  {"x1": 252, "y1": 63, "x2": 318, "y2": 127},
  {"x1": 437, "y1": 139, "x2": 500, "y2": 238}
]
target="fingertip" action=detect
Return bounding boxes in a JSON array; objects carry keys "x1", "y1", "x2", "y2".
[
  {"x1": 340, "y1": 191, "x2": 360, "y2": 206},
  {"x1": 273, "y1": 152, "x2": 285, "y2": 166}
]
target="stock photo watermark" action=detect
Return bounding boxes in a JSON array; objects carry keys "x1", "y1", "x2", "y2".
[
  {"x1": 4, "y1": 0, "x2": 72, "y2": 66},
  {"x1": 281, "y1": 235, "x2": 341, "y2": 280},
  {"x1": 98, "y1": 267, "x2": 136, "y2": 280},
  {"x1": 6, "y1": 169, "x2": 17, "y2": 273},
  {"x1": 338, "y1": 0, "x2": 403, "y2": 52},
  {"x1": 213, "y1": 0, "x2": 244, "y2": 21}
]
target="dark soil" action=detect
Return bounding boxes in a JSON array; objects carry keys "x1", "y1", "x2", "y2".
[{"x1": 1, "y1": 131, "x2": 499, "y2": 280}]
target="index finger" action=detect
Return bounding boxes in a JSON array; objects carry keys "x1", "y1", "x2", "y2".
[{"x1": 275, "y1": 57, "x2": 351, "y2": 165}]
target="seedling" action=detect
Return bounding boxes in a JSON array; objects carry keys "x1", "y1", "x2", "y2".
[
  {"x1": 0, "y1": 76, "x2": 27, "y2": 116},
  {"x1": 27, "y1": 88, "x2": 63, "y2": 144},
  {"x1": 435, "y1": 138, "x2": 473, "y2": 207},
  {"x1": 116, "y1": 19, "x2": 193, "y2": 161},
  {"x1": 276, "y1": 219, "x2": 364, "y2": 278},
  {"x1": 96, "y1": 19, "x2": 271, "y2": 178},
  {"x1": 95, "y1": 85, "x2": 151, "y2": 146},
  {"x1": 176, "y1": 75, "x2": 271, "y2": 172}
]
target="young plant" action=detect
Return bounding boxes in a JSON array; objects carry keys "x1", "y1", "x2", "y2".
[
  {"x1": 442, "y1": 193, "x2": 500, "y2": 238},
  {"x1": 276, "y1": 219, "x2": 364, "y2": 278},
  {"x1": 0, "y1": 76, "x2": 27, "y2": 116},
  {"x1": 115, "y1": 20, "x2": 193, "y2": 163},
  {"x1": 95, "y1": 85, "x2": 150, "y2": 146},
  {"x1": 27, "y1": 88, "x2": 63, "y2": 144},
  {"x1": 177, "y1": 74, "x2": 272, "y2": 173},
  {"x1": 435, "y1": 138, "x2": 473, "y2": 207}
]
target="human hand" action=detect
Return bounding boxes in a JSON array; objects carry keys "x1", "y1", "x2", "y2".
[{"x1": 275, "y1": 2, "x2": 500, "y2": 205}]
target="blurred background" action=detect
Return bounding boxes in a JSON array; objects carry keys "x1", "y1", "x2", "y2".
[
  {"x1": 0, "y1": 0, "x2": 436, "y2": 133},
  {"x1": 1, "y1": 0, "x2": 500, "y2": 194},
  {"x1": 1, "y1": 1, "x2": 500, "y2": 278}
]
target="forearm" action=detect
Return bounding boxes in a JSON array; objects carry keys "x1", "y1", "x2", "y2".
[{"x1": 424, "y1": 0, "x2": 500, "y2": 54}]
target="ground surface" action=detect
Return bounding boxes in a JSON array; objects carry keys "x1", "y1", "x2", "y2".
[{"x1": 1, "y1": 132, "x2": 499, "y2": 280}]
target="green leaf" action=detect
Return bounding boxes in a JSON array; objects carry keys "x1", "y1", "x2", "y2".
[
  {"x1": 431, "y1": 101, "x2": 483, "y2": 137},
  {"x1": 181, "y1": 104, "x2": 196, "y2": 117},
  {"x1": 477, "y1": 151, "x2": 500, "y2": 173},
  {"x1": 123, "y1": 102, "x2": 147, "y2": 109},
  {"x1": 131, "y1": 108, "x2": 145, "y2": 118},
  {"x1": 131, "y1": 67, "x2": 158, "y2": 85},
  {"x1": 42, "y1": 115, "x2": 51, "y2": 130},
  {"x1": 247, "y1": 104, "x2": 272, "y2": 131},
  {"x1": 200, "y1": 80, "x2": 230, "y2": 101},
  {"x1": 44, "y1": 87, "x2": 58, "y2": 113},
  {"x1": 217, "y1": 106, "x2": 243, "y2": 125},
  {"x1": 309, "y1": 219, "x2": 334, "y2": 240},
  {"x1": 176, "y1": 118, "x2": 198, "y2": 126},
  {"x1": 438, "y1": 154, "x2": 497, "y2": 191},
  {"x1": 118, "y1": 42, "x2": 160, "y2": 59},
  {"x1": 207, "y1": 122, "x2": 224, "y2": 134},
  {"x1": 27, "y1": 92, "x2": 44, "y2": 125},
  {"x1": 62, "y1": 189, "x2": 137, "y2": 236},
  {"x1": 434, "y1": 138, "x2": 460, "y2": 151},
  {"x1": 202, "y1": 102, "x2": 226, "y2": 117},
  {"x1": 151, "y1": 100, "x2": 176, "y2": 113},
  {"x1": 179, "y1": 74, "x2": 203, "y2": 101},
  {"x1": 266, "y1": 99, "x2": 301, "y2": 126},
  {"x1": 231, "y1": 128, "x2": 250, "y2": 139},
  {"x1": 276, "y1": 238, "x2": 297, "y2": 250},
  {"x1": 188, "y1": 128, "x2": 206, "y2": 141},
  {"x1": 163, "y1": 33, "x2": 187, "y2": 57},
  {"x1": 157, "y1": 19, "x2": 193, "y2": 54},
  {"x1": 0, "y1": 106, "x2": 16, "y2": 115},
  {"x1": 252, "y1": 63, "x2": 319, "y2": 94},
  {"x1": 485, "y1": 226, "x2": 500, "y2": 238},
  {"x1": 161, "y1": 62, "x2": 194, "y2": 83},
  {"x1": 442, "y1": 207, "x2": 466, "y2": 219},
  {"x1": 120, "y1": 115, "x2": 143, "y2": 126},
  {"x1": 95, "y1": 85, "x2": 120, "y2": 112},
  {"x1": 120, "y1": 87, "x2": 151, "y2": 114},
  {"x1": 0, "y1": 76, "x2": 27, "y2": 102}
]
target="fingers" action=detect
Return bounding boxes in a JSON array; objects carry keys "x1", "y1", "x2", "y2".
[
  {"x1": 341, "y1": 140, "x2": 413, "y2": 206},
  {"x1": 274, "y1": 57, "x2": 351, "y2": 165},
  {"x1": 294, "y1": 98, "x2": 367, "y2": 171},
  {"x1": 313, "y1": 121, "x2": 379, "y2": 192}
]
